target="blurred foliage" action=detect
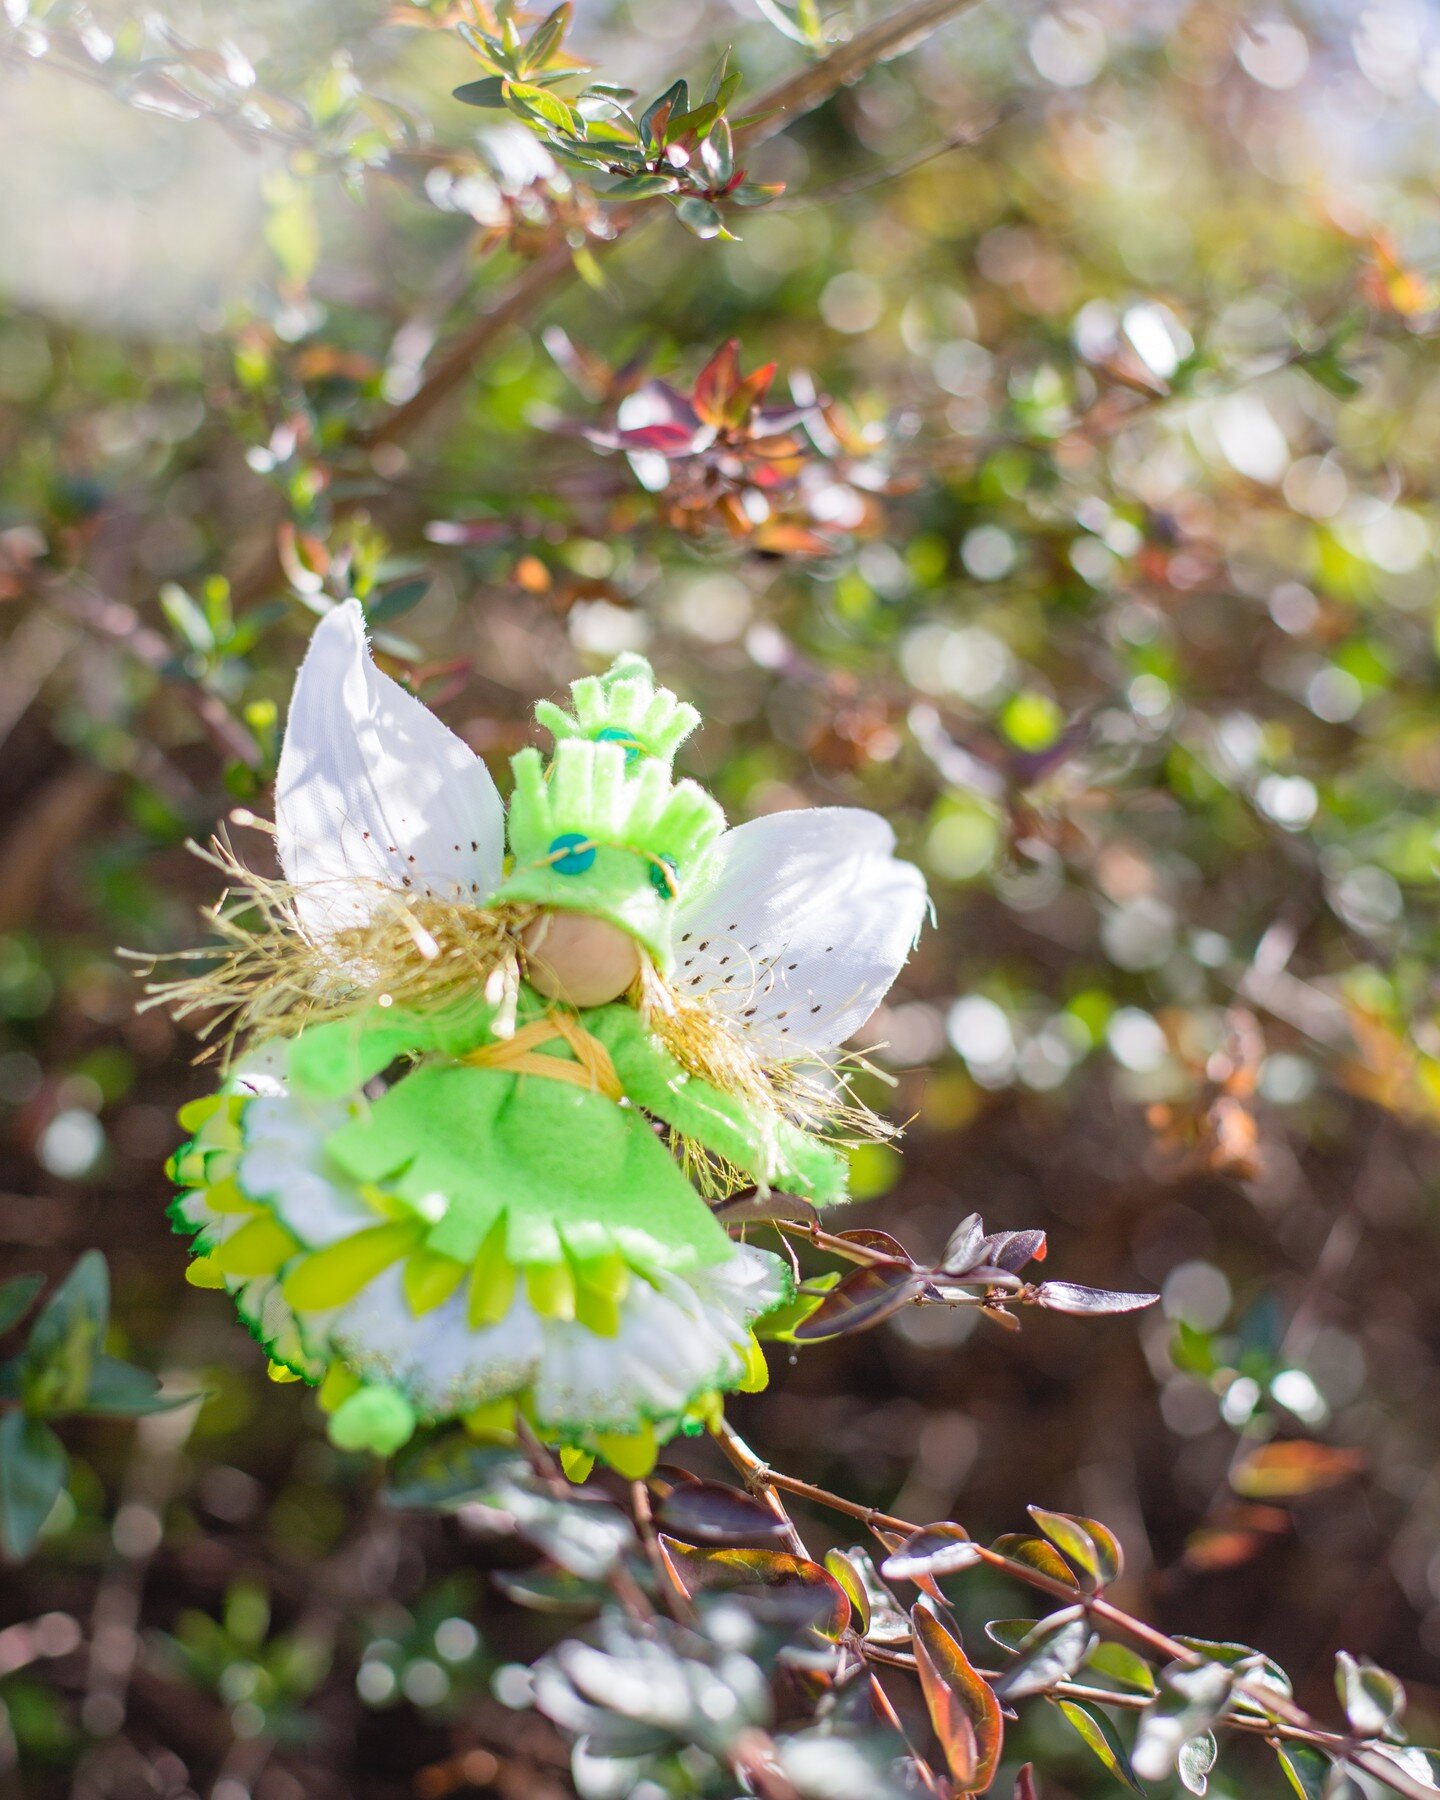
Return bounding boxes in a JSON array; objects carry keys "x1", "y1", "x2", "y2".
[{"x1": 4, "y1": 0, "x2": 1440, "y2": 1794}]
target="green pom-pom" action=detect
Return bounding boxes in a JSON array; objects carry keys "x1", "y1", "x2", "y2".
[{"x1": 327, "y1": 1384, "x2": 417, "y2": 1455}]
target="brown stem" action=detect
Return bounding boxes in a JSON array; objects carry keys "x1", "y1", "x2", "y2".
[
  {"x1": 739, "y1": 0, "x2": 984, "y2": 150},
  {"x1": 712, "y1": 1438, "x2": 1431, "y2": 1800},
  {"x1": 360, "y1": 0, "x2": 984, "y2": 456}
]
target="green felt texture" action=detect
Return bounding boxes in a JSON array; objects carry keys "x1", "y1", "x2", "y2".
[
  {"x1": 286, "y1": 990, "x2": 496, "y2": 1098},
  {"x1": 534, "y1": 654, "x2": 701, "y2": 767},
  {"x1": 590, "y1": 1006, "x2": 850, "y2": 1204},
  {"x1": 496, "y1": 742, "x2": 724, "y2": 970},
  {"x1": 323, "y1": 1057, "x2": 734, "y2": 1273}
]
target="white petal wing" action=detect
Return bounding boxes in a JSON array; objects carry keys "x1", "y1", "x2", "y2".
[
  {"x1": 274, "y1": 600, "x2": 504, "y2": 937},
  {"x1": 672, "y1": 807, "x2": 927, "y2": 1054}
]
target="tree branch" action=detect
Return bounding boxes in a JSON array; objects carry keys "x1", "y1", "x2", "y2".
[{"x1": 357, "y1": 0, "x2": 983, "y2": 454}]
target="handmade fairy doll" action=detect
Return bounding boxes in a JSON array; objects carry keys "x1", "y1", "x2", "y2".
[{"x1": 165, "y1": 602, "x2": 926, "y2": 1475}]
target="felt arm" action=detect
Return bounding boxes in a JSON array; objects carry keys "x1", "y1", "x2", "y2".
[
  {"x1": 592, "y1": 1007, "x2": 849, "y2": 1204},
  {"x1": 286, "y1": 991, "x2": 496, "y2": 1099}
]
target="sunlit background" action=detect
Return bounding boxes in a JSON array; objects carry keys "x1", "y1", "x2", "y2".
[{"x1": 4, "y1": 0, "x2": 1440, "y2": 1793}]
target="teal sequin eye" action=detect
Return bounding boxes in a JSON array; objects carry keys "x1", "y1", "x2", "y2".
[
  {"x1": 594, "y1": 726, "x2": 643, "y2": 766},
  {"x1": 549, "y1": 833, "x2": 596, "y2": 875},
  {"x1": 649, "y1": 855, "x2": 679, "y2": 900}
]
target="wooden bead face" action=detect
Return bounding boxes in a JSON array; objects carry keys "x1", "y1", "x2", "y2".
[{"x1": 521, "y1": 909, "x2": 642, "y2": 1008}]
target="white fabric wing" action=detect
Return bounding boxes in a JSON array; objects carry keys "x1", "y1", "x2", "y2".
[
  {"x1": 274, "y1": 600, "x2": 504, "y2": 937},
  {"x1": 672, "y1": 806, "x2": 928, "y2": 1055}
]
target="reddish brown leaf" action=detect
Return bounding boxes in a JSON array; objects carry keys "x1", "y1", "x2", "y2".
[
  {"x1": 912, "y1": 1606, "x2": 1004, "y2": 1794},
  {"x1": 658, "y1": 1536, "x2": 851, "y2": 1640},
  {"x1": 1230, "y1": 1441, "x2": 1365, "y2": 1501},
  {"x1": 990, "y1": 1535, "x2": 1080, "y2": 1589},
  {"x1": 790, "y1": 1264, "x2": 924, "y2": 1341},
  {"x1": 1014, "y1": 1766, "x2": 1040, "y2": 1800},
  {"x1": 655, "y1": 1481, "x2": 789, "y2": 1548},
  {"x1": 692, "y1": 338, "x2": 742, "y2": 427}
]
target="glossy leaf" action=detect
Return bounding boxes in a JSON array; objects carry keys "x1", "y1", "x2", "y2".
[
  {"x1": 1335, "y1": 1650, "x2": 1405, "y2": 1737},
  {"x1": 911, "y1": 1606, "x2": 1003, "y2": 1794},
  {"x1": 453, "y1": 76, "x2": 507, "y2": 107},
  {"x1": 655, "y1": 1481, "x2": 788, "y2": 1548},
  {"x1": 1056, "y1": 1700, "x2": 1144, "y2": 1793},
  {"x1": 658, "y1": 1538, "x2": 851, "y2": 1640},
  {"x1": 992, "y1": 1610, "x2": 1096, "y2": 1702},
  {"x1": 1086, "y1": 1641, "x2": 1157, "y2": 1694},
  {"x1": 829, "y1": 1546, "x2": 910, "y2": 1647},
  {"x1": 881, "y1": 1523, "x2": 982, "y2": 1585},
  {"x1": 790, "y1": 1264, "x2": 924, "y2": 1341},
  {"x1": 1132, "y1": 1661, "x2": 1233, "y2": 1783},
  {"x1": 1276, "y1": 1743, "x2": 1331, "y2": 1800},
  {"x1": 1032, "y1": 1282, "x2": 1157, "y2": 1317},
  {"x1": 1027, "y1": 1507, "x2": 1123, "y2": 1589},
  {"x1": 990, "y1": 1534, "x2": 1080, "y2": 1588},
  {"x1": 941, "y1": 1213, "x2": 987, "y2": 1274}
]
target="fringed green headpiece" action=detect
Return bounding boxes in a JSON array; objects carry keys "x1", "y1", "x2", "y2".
[
  {"x1": 533, "y1": 653, "x2": 701, "y2": 770},
  {"x1": 495, "y1": 660, "x2": 723, "y2": 970}
]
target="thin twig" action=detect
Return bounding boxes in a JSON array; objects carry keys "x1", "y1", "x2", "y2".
[{"x1": 709, "y1": 1425, "x2": 1432, "y2": 1800}]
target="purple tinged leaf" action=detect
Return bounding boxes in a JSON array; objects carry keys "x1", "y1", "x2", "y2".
[
  {"x1": 713, "y1": 1190, "x2": 818, "y2": 1229},
  {"x1": 1032, "y1": 1282, "x2": 1158, "y2": 1316},
  {"x1": 654, "y1": 1481, "x2": 789, "y2": 1548},
  {"x1": 881, "y1": 1523, "x2": 982, "y2": 1584},
  {"x1": 982, "y1": 1229, "x2": 1048, "y2": 1274},
  {"x1": 941, "y1": 1213, "x2": 986, "y2": 1274},
  {"x1": 790, "y1": 1264, "x2": 924, "y2": 1341}
]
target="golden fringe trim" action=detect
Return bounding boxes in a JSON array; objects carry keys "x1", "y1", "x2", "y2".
[
  {"x1": 126, "y1": 834, "x2": 533, "y2": 1066},
  {"x1": 632, "y1": 960, "x2": 898, "y2": 1200}
]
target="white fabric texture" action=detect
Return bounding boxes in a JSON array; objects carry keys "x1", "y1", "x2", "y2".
[
  {"x1": 274, "y1": 600, "x2": 504, "y2": 937},
  {"x1": 311, "y1": 1242, "x2": 785, "y2": 1430},
  {"x1": 670, "y1": 806, "x2": 928, "y2": 1055}
]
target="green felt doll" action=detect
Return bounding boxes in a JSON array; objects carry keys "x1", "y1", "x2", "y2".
[{"x1": 167, "y1": 602, "x2": 926, "y2": 1474}]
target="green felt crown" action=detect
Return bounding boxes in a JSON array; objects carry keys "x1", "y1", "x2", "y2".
[
  {"x1": 533, "y1": 654, "x2": 701, "y2": 771},
  {"x1": 496, "y1": 739, "x2": 724, "y2": 970}
]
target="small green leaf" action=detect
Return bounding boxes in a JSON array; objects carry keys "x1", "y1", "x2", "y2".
[
  {"x1": 1028, "y1": 1506, "x2": 1123, "y2": 1589},
  {"x1": 365, "y1": 577, "x2": 430, "y2": 627},
  {"x1": 1056, "y1": 1700, "x2": 1144, "y2": 1793},
  {"x1": 159, "y1": 583, "x2": 216, "y2": 656},
  {"x1": 79, "y1": 1354, "x2": 194, "y2": 1417},
  {"x1": 1086, "y1": 1641, "x2": 1157, "y2": 1694},
  {"x1": 640, "y1": 79, "x2": 687, "y2": 147},
  {"x1": 503, "y1": 78, "x2": 578, "y2": 133},
  {"x1": 0, "y1": 1274, "x2": 44, "y2": 1337},
  {"x1": 0, "y1": 1412, "x2": 68, "y2": 1559},
  {"x1": 674, "y1": 196, "x2": 726, "y2": 240},
  {"x1": 21, "y1": 1251, "x2": 108, "y2": 1416},
  {"x1": 1275, "y1": 1743, "x2": 1330, "y2": 1800},
  {"x1": 521, "y1": 3, "x2": 570, "y2": 73},
  {"x1": 453, "y1": 76, "x2": 507, "y2": 107}
]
